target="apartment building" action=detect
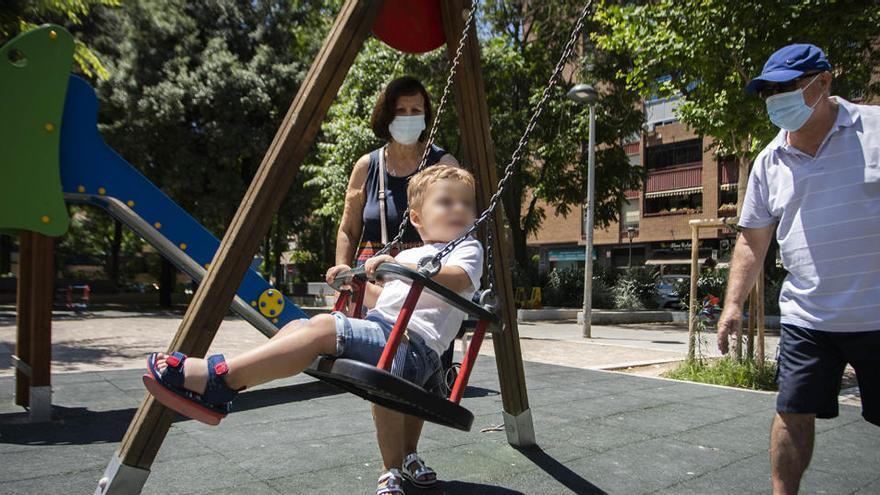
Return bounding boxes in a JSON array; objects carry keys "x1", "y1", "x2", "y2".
[{"x1": 528, "y1": 96, "x2": 739, "y2": 275}]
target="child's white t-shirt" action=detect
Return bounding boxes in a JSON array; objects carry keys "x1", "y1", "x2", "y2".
[{"x1": 367, "y1": 238, "x2": 484, "y2": 357}]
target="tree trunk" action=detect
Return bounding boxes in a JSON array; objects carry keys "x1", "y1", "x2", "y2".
[
  {"x1": 159, "y1": 258, "x2": 175, "y2": 308},
  {"x1": 735, "y1": 138, "x2": 751, "y2": 215},
  {"x1": 109, "y1": 220, "x2": 122, "y2": 286},
  {"x1": 0, "y1": 234, "x2": 11, "y2": 275}
]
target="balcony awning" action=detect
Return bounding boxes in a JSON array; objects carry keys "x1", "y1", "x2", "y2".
[{"x1": 644, "y1": 186, "x2": 702, "y2": 199}]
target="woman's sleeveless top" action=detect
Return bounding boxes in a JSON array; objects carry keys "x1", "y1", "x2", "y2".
[{"x1": 356, "y1": 144, "x2": 447, "y2": 266}]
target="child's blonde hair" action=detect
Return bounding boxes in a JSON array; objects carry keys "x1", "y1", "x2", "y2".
[{"x1": 407, "y1": 164, "x2": 476, "y2": 213}]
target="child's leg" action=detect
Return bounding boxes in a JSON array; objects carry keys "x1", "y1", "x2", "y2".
[
  {"x1": 402, "y1": 416, "x2": 424, "y2": 454},
  {"x1": 271, "y1": 318, "x2": 308, "y2": 340},
  {"x1": 152, "y1": 314, "x2": 337, "y2": 394},
  {"x1": 372, "y1": 404, "x2": 406, "y2": 470}
]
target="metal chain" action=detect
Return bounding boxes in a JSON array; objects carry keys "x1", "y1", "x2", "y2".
[
  {"x1": 422, "y1": 0, "x2": 594, "y2": 273},
  {"x1": 373, "y1": 1, "x2": 480, "y2": 257}
]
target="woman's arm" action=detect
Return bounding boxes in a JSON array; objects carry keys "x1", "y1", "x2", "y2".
[{"x1": 335, "y1": 154, "x2": 371, "y2": 266}]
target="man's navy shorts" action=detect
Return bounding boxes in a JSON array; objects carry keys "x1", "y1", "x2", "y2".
[{"x1": 776, "y1": 324, "x2": 880, "y2": 425}]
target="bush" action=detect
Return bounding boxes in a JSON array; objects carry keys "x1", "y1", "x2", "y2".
[
  {"x1": 612, "y1": 267, "x2": 659, "y2": 310},
  {"x1": 541, "y1": 264, "x2": 615, "y2": 309},
  {"x1": 673, "y1": 268, "x2": 728, "y2": 310},
  {"x1": 663, "y1": 357, "x2": 777, "y2": 391}
]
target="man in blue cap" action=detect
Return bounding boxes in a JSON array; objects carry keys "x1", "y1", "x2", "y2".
[{"x1": 717, "y1": 43, "x2": 880, "y2": 494}]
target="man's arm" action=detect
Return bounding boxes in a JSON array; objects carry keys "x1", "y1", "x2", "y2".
[{"x1": 717, "y1": 224, "x2": 775, "y2": 353}]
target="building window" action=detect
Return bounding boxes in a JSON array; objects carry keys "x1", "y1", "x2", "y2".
[
  {"x1": 645, "y1": 138, "x2": 702, "y2": 170},
  {"x1": 621, "y1": 198, "x2": 640, "y2": 231}
]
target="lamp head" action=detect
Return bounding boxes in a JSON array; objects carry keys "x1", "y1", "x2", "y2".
[{"x1": 566, "y1": 83, "x2": 598, "y2": 104}]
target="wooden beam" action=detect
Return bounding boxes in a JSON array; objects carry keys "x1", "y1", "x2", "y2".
[
  {"x1": 688, "y1": 225, "x2": 699, "y2": 361},
  {"x1": 15, "y1": 232, "x2": 33, "y2": 407},
  {"x1": 441, "y1": 0, "x2": 532, "y2": 422},
  {"x1": 29, "y1": 233, "x2": 53, "y2": 389},
  {"x1": 112, "y1": 0, "x2": 384, "y2": 473}
]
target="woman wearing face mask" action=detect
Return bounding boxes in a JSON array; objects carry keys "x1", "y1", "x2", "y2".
[{"x1": 324, "y1": 76, "x2": 458, "y2": 488}]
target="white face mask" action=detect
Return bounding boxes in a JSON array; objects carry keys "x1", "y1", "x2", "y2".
[{"x1": 388, "y1": 115, "x2": 425, "y2": 145}]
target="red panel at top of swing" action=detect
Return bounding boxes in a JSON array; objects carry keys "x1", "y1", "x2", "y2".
[{"x1": 373, "y1": 0, "x2": 446, "y2": 54}]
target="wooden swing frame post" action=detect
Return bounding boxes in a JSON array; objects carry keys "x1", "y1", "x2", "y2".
[
  {"x1": 441, "y1": 0, "x2": 535, "y2": 446},
  {"x1": 96, "y1": 1, "x2": 534, "y2": 492}
]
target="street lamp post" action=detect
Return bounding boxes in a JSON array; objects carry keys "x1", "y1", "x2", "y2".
[
  {"x1": 567, "y1": 83, "x2": 598, "y2": 339},
  {"x1": 627, "y1": 226, "x2": 635, "y2": 269}
]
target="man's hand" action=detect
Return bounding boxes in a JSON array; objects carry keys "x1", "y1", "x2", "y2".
[
  {"x1": 716, "y1": 305, "x2": 743, "y2": 354},
  {"x1": 364, "y1": 255, "x2": 396, "y2": 278},
  {"x1": 325, "y1": 264, "x2": 352, "y2": 286}
]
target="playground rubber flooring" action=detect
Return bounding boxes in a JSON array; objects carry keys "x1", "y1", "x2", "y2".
[{"x1": 1, "y1": 358, "x2": 878, "y2": 494}]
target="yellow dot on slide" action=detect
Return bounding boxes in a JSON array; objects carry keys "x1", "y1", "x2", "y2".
[
  {"x1": 77, "y1": 185, "x2": 86, "y2": 193},
  {"x1": 126, "y1": 200, "x2": 135, "y2": 207},
  {"x1": 179, "y1": 243, "x2": 187, "y2": 250},
  {"x1": 44, "y1": 122, "x2": 54, "y2": 132},
  {"x1": 272, "y1": 318, "x2": 279, "y2": 324},
  {"x1": 98, "y1": 187, "x2": 106, "y2": 195},
  {"x1": 40, "y1": 215, "x2": 50, "y2": 224},
  {"x1": 49, "y1": 30, "x2": 57, "y2": 40},
  {"x1": 204, "y1": 263, "x2": 210, "y2": 269},
  {"x1": 251, "y1": 301, "x2": 257, "y2": 307},
  {"x1": 153, "y1": 222, "x2": 162, "y2": 229}
]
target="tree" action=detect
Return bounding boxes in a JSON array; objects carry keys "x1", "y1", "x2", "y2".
[
  {"x1": 307, "y1": 2, "x2": 645, "y2": 272},
  {"x1": 594, "y1": 0, "x2": 880, "y2": 211},
  {"x1": 1, "y1": 0, "x2": 121, "y2": 79},
  {"x1": 75, "y1": 0, "x2": 336, "y2": 296},
  {"x1": 480, "y1": 0, "x2": 644, "y2": 268}
]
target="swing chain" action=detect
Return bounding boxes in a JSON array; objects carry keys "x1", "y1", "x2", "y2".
[
  {"x1": 424, "y1": 0, "x2": 595, "y2": 269},
  {"x1": 374, "y1": 1, "x2": 480, "y2": 258}
]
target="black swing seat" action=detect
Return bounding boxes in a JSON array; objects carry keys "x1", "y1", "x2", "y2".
[
  {"x1": 307, "y1": 355, "x2": 474, "y2": 430},
  {"x1": 304, "y1": 263, "x2": 502, "y2": 431}
]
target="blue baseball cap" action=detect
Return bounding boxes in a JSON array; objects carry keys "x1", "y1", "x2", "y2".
[{"x1": 745, "y1": 44, "x2": 832, "y2": 94}]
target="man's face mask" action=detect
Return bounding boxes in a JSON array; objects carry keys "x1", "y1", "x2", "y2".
[{"x1": 765, "y1": 74, "x2": 821, "y2": 132}]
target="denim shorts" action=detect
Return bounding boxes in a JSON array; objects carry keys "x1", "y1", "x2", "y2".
[
  {"x1": 330, "y1": 311, "x2": 448, "y2": 398},
  {"x1": 776, "y1": 324, "x2": 880, "y2": 425}
]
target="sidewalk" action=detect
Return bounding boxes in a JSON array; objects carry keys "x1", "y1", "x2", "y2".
[{"x1": 0, "y1": 310, "x2": 778, "y2": 376}]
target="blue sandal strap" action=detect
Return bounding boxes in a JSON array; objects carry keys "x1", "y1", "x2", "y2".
[
  {"x1": 201, "y1": 354, "x2": 240, "y2": 407},
  {"x1": 161, "y1": 351, "x2": 187, "y2": 389}
]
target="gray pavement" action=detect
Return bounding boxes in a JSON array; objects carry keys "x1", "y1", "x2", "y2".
[
  {"x1": 1, "y1": 312, "x2": 875, "y2": 494},
  {"x1": 1, "y1": 358, "x2": 877, "y2": 494}
]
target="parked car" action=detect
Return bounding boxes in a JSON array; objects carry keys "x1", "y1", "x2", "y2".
[{"x1": 655, "y1": 274, "x2": 689, "y2": 309}]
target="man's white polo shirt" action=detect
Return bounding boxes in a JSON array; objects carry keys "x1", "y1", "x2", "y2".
[{"x1": 739, "y1": 97, "x2": 880, "y2": 332}]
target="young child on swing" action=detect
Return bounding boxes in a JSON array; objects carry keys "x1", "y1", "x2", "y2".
[{"x1": 143, "y1": 164, "x2": 483, "y2": 495}]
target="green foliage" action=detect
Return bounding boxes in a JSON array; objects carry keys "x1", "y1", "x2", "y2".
[
  {"x1": 56, "y1": 205, "x2": 145, "y2": 281},
  {"x1": 611, "y1": 267, "x2": 658, "y2": 310},
  {"x1": 542, "y1": 264, "x2": 616, "y2": 309},
  {"x1": 481, "y1": 1, "x2": 645, "y2": 266},
  {"x1": 673, "y1": 268, "x2": 729, "y2": 310},
  {"x1": 594, "y1": 0, "x2": 880, "y2": 160},
  {"x1": 75, "y1": 0, "x2": 335, "y2": 277},
  {"x1": 1, "y1": 0, "x2": 121, "y2": 79},
  {"x1": 664, "y1": 357, "x2": 777, "y2": 391}
]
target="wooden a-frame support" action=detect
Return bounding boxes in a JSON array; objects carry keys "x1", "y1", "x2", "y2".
[{"x1": 96, "y1": 1, "x2": 532, "y2": 493}]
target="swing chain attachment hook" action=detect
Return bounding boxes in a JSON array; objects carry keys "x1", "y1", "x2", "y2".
[{"x1": 417, "y1": 255, "x2": 442, "y2": 278}]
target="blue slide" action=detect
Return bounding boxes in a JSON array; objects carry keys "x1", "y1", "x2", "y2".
[{"x1": 58, "y1": 75, "x2": 308, "y2": 336}]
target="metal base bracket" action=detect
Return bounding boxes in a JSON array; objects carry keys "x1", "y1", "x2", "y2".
[
  {"x1": 502, "y1": 408, "x2": 536, "y2": 447},
  {"x1": 28, "y1": 386, "x2": 51, "y2": 423},
  {"x1": 94, "y1": 452, "x2": 150, "y2": 495}
]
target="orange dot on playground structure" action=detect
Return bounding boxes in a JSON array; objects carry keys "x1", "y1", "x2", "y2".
[
  {"x1": 77, "y1": 185, "x2": 86, "y2": 193},
  {"x1": 127, "y1": 200, "x2": 135, "y2": 207},
  {"x1": 179, "y1": 243, "x2": 187, "y2": 250},
  {"x1": 49, "y1": 30, "x2": 57, "y2": 40},
  {"x1": 98, "y1": 187, "x2": 106, "y2": 195},
  {"x1": 40, "y1": 215, "x2": 50, "y2": 224},
  {"x1": 153, "y1": 222, "x2": 162, "y2": 229},
  {"x1": 44, "y1": 122, "x2": 54, "y2": 132}
]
